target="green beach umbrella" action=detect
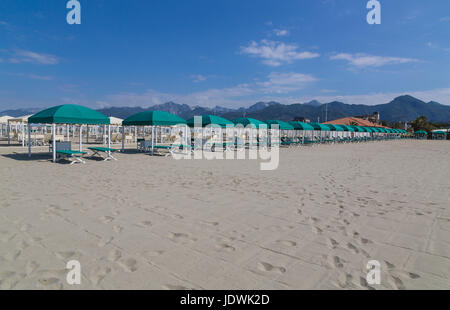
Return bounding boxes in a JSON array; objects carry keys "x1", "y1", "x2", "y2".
[
  {"x1": 123, "y1": 110, "x2": 186, "y2": 126},
  {"x1": 232, "y1": 117, "x2": 267, "y2": 129},
  {"x1": 350, "y1": 126, "x2": 365, "y2": 132},
  {"x1": 340, "y1": 125, "x2": 355, "y2": 132},
  {"x1": 309, "y1": 122, "x2": 331, "y2": 131},
  {"x1": 186, "y1": 115, "x2": 233, "y2": 128},
  {"x1": 414, "y1": 130, "x2": 428, "y2": 135},
  {"x1": 326, "y1": 124, "x2": 345, "y2": 131},
  {"x1": 288, "y1": 121, "x2": 315, "y2": 131},
  {"x1": 28, "y1": 104, "x2": 110, "y2": 125},
  {"x1": 265, "y1": 120, "x2": 295, "y2": 130}
]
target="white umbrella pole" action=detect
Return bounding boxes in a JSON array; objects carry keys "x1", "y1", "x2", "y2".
[
  {"x1": 151, "y1": 126, "x2": 155, "y2": 155},
  {"x1": 121, "y1": 126, "x2": 125, "y2": 152},
  {"x1": 28, "y1": 124, "x2": 31, "y2": 158},
  {"x1": 52, "y1": 124, "x2": 56, "y2": 163},
  {"x1": 108, "y1": 125, "x2": 111, "y2": 156},
  {"x1": 103, "y1": 124, "x2": 107, "y2": 144},
  {"x1": 79, "y1": 125, "x2": 83, "y2": 151},
  {"x1": 66, "y1": 124, "x2": 70, "y2": 142},
  {"x1": 21, "y1": 121, "x2": 25, "y2": 147},
  {"x1": 7, "y1": 120, "x2": 10, "y2": 145}
]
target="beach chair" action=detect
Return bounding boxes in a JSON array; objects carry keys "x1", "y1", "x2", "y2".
[
  {"x1": 53, "y1": 142, "x2": 86, "y2": 165},
  {"x1": 88, "y1": 147, "x2": 119, "y2": 161}
]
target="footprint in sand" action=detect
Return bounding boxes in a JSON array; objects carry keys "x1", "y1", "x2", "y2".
[
  {"x1": 389, "y1": 275, "x2": 405, "y2": 290},
  {"x1": 98, "y1": 236, "x2": 114, "y2": 247},
  {"x1": 55, "y1": 251, "x2": 77, "y2": 260},
  {"x1": 4, "y1": 249, "x2": 22, "y2": 262},
  {"x1": 312, "y1": 226, "x2": 322, "y2": 234},
  {"x1": 257, "y1": 262, "x2": 286, "y2": 274},
  {"x1": 90, "y1": 267, "x2": 112, "y2": 286},
  {"x1": 326, "y1": 238, "x2": 339, "y2": 249},
  {"x1": 136, "y1": 221, "x2": 152, "y2": 228},
  {"x1": 328, "y1": 256, "x2": 344, "y2": 269},
  {"x1": 216, "y1": 243, "x2": 236, "y2": 252},
  {"x1": 169, "y1": 232, "x2": 197, "y2": 243},
  {"x1": 337, "y1": 272, "x2": 353, "y2": 288},
  {"x1": 99, "y1": 216, "x2": 114, "y2": 224},
  {"x1": 118, "y1": 258, "x2": 138, "y2": 272},
  {"x1": 107, "y1": 249, "x2": 122, "y2": 262},
  {"x1": 163, "y1": 284, "x2": 191, "y2": 290},
  {"x1": 277, "y1": 240, "x2": 297, "y2": 247},
  {"x1": 38, "y1": 277, "x2": 60, "y2": 287},
  {"x1": 113, "y1": 225, "x2": 123, "y2": 233},
  {"x1": 346, "y1": 242, "x2": 359, "y2": 254},
  {"x1": 25, "y1": 261, "x2": 39, "y2": 275}
]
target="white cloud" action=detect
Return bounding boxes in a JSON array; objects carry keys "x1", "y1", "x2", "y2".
[
  {"x1": 190, "y1": 74, "x2": 207, "y2": 83},
  {"x1": 330, "y1": 53, "x2": 418, "y2": 68},
  {"x1": 7, "y1": 72, "x2": 53, "y2": 80},
  {"x1": 241, "y1": 40, "x2": 320, "y2": 67},
  {"x1": 258, "y1": 72, "x2": 318, "y2": 94},
  {"x1": 98, "y1": 72, "x2": 319, "y2": 108},
  {"x1": 273, "y1": 29, "x2": 289, "y2": 37},
  {"x1": 8, "y1": 49, "x2": 59, "y2": 65}
]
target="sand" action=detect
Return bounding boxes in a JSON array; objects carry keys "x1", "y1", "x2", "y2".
[{"x1": 0, "y1": 140, "x2": 449, "y2": 290}]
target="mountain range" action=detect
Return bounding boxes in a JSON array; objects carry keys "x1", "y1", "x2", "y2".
[{"x1": 1, "y1": 95, "x2": 450, "y2": 123}]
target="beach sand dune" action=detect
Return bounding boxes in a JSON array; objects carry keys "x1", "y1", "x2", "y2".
[{"x1": 0, "y1": 140, "x2": 449, "y2": 289}]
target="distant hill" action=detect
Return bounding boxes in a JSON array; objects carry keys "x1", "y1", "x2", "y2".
[{"x1": 2, "y1": 95, "x2": 450, "y2": 123}]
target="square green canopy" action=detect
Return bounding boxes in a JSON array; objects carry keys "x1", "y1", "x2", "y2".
[
  {"x1": 28, "y1": 104, "x2": 110, "y2": 125},
  {"x1": 123, "y1": 110, "x2": 187, "y2": 126}
]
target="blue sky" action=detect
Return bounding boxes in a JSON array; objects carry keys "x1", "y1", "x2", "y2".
[{"x1": 1, "y1": 0, "x2": 450, "y2": 110}]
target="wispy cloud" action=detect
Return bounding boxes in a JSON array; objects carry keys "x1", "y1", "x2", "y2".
[
  {"x1": 6, "y1": 72, "x2": 53, "y2": 80},
  {"x1": 98, "y1": 72, "x2": 318, "y2": 108},
  {"x1": 241, "y1": 40, "x2": 319, "y2": 67},
  {"x1": 273, "y1": 29, "x2": 289, "y2": 37},
  {"x1": 330, "y1": 53, "x2": 418, "y2": 68},
  {"x1": 190, "y1": 74, "x2": 208, "y2": 83},
  {"x1": 258, "y1": 72, "x2": 318, "y2": 94},
  {"x1": 8, "y1": 49, "x2": 59, "y2": 65}
]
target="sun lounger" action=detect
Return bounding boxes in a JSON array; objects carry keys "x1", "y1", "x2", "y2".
[
  {"x1": 88, "y1": 147, "x2": 119, "y2": 161},
  {"x1": 56, "y1": 150, "x2": 87, "y2": 165}
]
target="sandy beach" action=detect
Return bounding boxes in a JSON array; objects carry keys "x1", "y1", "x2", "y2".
[{"x1": 0, "y1": 140, "x2": 449, "y2": 290}]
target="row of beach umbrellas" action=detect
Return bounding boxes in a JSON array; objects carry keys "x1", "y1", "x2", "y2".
[{"x1": 26, "y1": 104, "x2": 407, "y2": 134}]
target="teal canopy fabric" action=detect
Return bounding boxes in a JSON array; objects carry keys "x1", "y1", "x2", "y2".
[
  {"x1": 326, "y1": 124, "x2": 345, "y2": 131},
  {"x1": 123, "y1": 110, "x2": 186, "y2": 126},
  {"x1": 309, "y1": 122, "x2": 330, "y2": 131},
  {"x1": 433, "y1": 131, "x2": 447, "y2": 135},
  {"x1": 186, "y1": 115, "x2": 233, "y2": 128},
  {"x1": 232, "y1": 117, "x2": 267, "y2": 129},
  {"x1": 414, "y1": 130, "x2": 428, "y2": 135},
  {"x1": 370, "y1": 127, "x2": 381, "y2": 133},
  {"x1": 350, "y1": 126, "x2": 365, "y2": 132},
  {"x1": 288, "y1": 121, "x2": 315, "y2": 131},
  {"x1": 265, "y1": 120, "x2": 295, "y2": 130},
  {"x1": 28, "y1": 104, "x2": 110, "y2": 125},
  {"x1": 340, "y1": 125, "x2": 355, "y2": 132}
]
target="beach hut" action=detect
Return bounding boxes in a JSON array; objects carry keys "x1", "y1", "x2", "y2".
[
  {"x1": 28, "y1": 104, "x2": 110, "y2": 162},
  {"x1": 186, "y1": 115, "x2": 234, "y2": 151},
  {"x1": 232, "y1": 118, "x2": 267, "y2": 148},
  {"x1": 265, "y1": 120, "x2": 294, "y2": 146},
  {"x1": 288, "y1": 121, "x2": 315, "y2": 144},
  {"x1": 123, "y1": 111, "x2": 187, "y2": 154},
  {"x1": 309, "y1": 123, "x2": 331, "y2": 143},
  {"x1": 324, "y1": 124, "x2": 345, "y2": 142},
  {"x1": 0, "y1": 115, "x2": 12, "y2": 138},
  {"x1": 432, "y1": 131, "x2": 447, "y2": 140},
  {"x1": 414, "y1": 130, "x2": 428, "y2": 140}
]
